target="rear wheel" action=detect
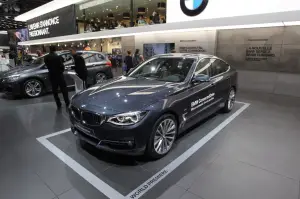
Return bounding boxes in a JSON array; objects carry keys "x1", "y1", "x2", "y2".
[
  {"x1": 95, "y1": 72, "x2": 107, "y2": 84},
  {"x1": 222, "y1": 88, "x2": 236, "y2": 113},
  {"x1": 146, "y1": 114, "x2": 177, "y2": 159},
  {"x1": 23, "y1": 79, "x2": 43, "y2": 98}
]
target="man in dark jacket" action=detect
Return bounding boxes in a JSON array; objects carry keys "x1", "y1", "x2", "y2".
[
  {"x1": 44, "y1": 46, "x2": 70, "y2": 109},
  {"x1": 70, "y1": 48, "x2": 88, "y2": 88},
  {"x1": 124, "y1": 50, "x2": 134, "y2": 73}
]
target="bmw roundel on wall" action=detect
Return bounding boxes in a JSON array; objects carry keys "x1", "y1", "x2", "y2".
[{"x1": 180, "y1": 0, "x2": 209, "y2": 17}]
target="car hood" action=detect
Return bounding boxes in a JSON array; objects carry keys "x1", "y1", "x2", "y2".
[
  {"x1": 0, "y1": 65, "x2": 39, "y2": 78},
  {"x1": 72, "y1": 76, "x2": 181, "y2": 113}
]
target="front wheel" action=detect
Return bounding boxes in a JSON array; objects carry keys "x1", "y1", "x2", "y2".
[
  {"x1": 146, "y1": 114, "x2": 177, "y2": 159},
  {"x1": 222, "y1": 88, "x2": 236, "y2": 113},
  {"x1": 23, "y1": 79, "x2": 43, "y2": 98}
]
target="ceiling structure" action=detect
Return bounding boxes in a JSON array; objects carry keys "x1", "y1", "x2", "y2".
[{"x1": 0, "y1": 0, "x2": 52, "y2": 31}]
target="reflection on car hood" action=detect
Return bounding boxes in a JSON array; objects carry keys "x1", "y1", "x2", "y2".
[
  {"x1": 0, "y1": 65, "x2": 39, "y2": 78},
  {"x1": 72, "y1": 76, "x2": 181, "y2": 113}
]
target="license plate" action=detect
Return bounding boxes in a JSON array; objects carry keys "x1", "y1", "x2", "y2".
[{"x1": 74, "y1": 122, "x2": 94, "y2": 136}]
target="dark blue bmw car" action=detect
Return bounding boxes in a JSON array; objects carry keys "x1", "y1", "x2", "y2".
[{"x1": 69, "y1": 53, "x2": 237, "y2": 159}]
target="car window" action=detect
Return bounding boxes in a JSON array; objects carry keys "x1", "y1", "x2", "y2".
[
  {"x1": 96, "y1": 54, "x2": 105, "y2": 62},
  {"x1": 210, "y1": 59, "x2": 229, "y2": 77},
  {"x1": 82, "y1": 53, "x2": 98, "y2": 64},
  {"x1": 61, "y1": 54, "x2": 74, "y2": 66},
  {"x1": 129, "y1": 57, "x2": 195, "y2": 83},
  {"x1": 194, "y1": 58, "x2": 211, "y2": 76}
]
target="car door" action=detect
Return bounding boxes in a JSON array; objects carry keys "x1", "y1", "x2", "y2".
[
  {"x1": 61, "y1": 53, "x2": 75, "y2": 86},
  {"x1": 184, "y1": 58, "x2": 216, "y2": 127},
  {"x1": 82, "y1": 52, "x2": 107, "y2": 84},
  {"x1": 35, "y1": 64, "x2": 52, "y2": 91},
  {"x1": 209, "y1": 58, "x2": 231, "y2": 105}
]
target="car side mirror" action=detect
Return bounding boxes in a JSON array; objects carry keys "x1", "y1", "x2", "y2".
[{"x1": 192, "y1": 74, "x2": 210, "y2": 83}]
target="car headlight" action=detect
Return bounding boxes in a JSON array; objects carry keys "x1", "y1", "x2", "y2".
[
  {"x1": 107, "y1": 111, "x2": 147, "y2": 126},
  {"x1": 7, "y1": 75, "x2": 20, "y2": 82}
]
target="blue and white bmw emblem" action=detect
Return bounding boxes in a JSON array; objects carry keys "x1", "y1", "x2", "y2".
[
  {"x1": 81, "y1": 104, "x2": 86, "y2": 108},
  {"x1": 180, "y1": 0, "x2": 209, "y2": 17}
]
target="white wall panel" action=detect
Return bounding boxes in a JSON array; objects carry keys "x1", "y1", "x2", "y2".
[
  {"x1": 135, "y1": 30, "x2": 217, "y2": 55},
  {"x1": 167, "y1": 0, "x2": 300, "y2": 23}
]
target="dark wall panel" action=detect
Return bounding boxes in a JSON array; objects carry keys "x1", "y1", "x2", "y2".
[
  {"x1": 0, "y1": 34, "x2": 8, "y2": 46},
  {"x1": 27, "y1": 5, "x2": 77, "y2": 40}
]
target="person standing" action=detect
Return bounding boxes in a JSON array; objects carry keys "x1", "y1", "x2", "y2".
[
  {"x1": 44, "y1": 46, "x2": 70, "y2": 109},
  {"x1": 36, "y1": 50, "x2": 43, "y2": 57},
  {"x1": 70, "y1": 48, "x2": 88, "y2": 88},
  {"x1": 133, "y1": 49, "x2": 144, "y2": 67},
  {"x1": 124, "y1": 50, "x2": 134, "y2": 73},
  {"x1": 137, "y1": 16, "x2": 147, "y2": 26}
]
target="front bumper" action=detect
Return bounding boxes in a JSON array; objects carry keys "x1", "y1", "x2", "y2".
[
  {"x1": 69, "y1": 110, "x2": 157, "y2": 156},
  {"x1": 0, "y1": 81, "x2": 22, "y2": 95}
]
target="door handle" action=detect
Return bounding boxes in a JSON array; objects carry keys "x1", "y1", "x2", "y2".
[{"x1": 210, "y1": 82, "x2": 215, "y2": 86}]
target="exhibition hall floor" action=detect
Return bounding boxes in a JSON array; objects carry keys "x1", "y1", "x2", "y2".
[{"x1": 0, "y1": 91, "x2": 300, "y2": 199}]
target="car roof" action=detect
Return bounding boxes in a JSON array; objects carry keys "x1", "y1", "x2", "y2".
[
  {"x1": 154, "y1": 53, "x2": 216, "y2": 59},
  {"x1": 55, "y1": 50, "x2": 104, "y2": 55},
  {"x1": 76, "y1": 50, "x2": 104, "y2": 54}
]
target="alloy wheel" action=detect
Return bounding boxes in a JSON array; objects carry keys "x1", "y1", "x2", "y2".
[
  {"x1": 25, "y1": 80, "x2": 42, "y2": 97},
  {"x1": 228, "y1": 89, "x2": 236, "y2": 110},
  {"x1": 95, "y1": 73, "x2": 107, "y2": 83},
  {"x1": 154, "y1": 118, "x2": 176, "y2": 155}
]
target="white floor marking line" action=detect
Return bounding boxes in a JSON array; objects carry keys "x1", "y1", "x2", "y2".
[
  {"x1": 40, "y1": 128, "x2": 71, "y2": 139},
  {"x1": 125, "y1": 102, "x2": 250, "y2": 199},
  {"x1": 37, "y1": 137, "x2": 125, "y2": 199},
  {"x1": 37, "y1": 101, "x2": 249, "y2": 199}
]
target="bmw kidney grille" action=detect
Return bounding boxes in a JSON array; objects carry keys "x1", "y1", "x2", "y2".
[{"x1": 71, "y1": 106, "x2": 105, "y2": 125}]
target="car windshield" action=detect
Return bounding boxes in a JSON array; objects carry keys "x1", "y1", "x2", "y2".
[{"x1": 128, "y1": 57, "x2": 195, "y2": 82}]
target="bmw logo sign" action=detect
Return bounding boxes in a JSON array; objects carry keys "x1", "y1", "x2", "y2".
[{"x1": 180, "y1": 0, "x2": 209, "y2": 17}]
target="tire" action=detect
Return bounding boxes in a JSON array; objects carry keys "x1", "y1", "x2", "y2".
[
  {"x1": 23, "y1": 79, "x2": 44, "y2": 98},
  {"x1": 95, "y1": 72, "x2": 107, "y2": 84},
  {"x1": 146, "y1": 114, "x2": 178, "y2": 159},
  {"x1": 222, "y1": 87, "x2": 236, "y2": 113}
]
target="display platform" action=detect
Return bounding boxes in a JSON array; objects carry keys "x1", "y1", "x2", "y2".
[{"x1": 36, "y1": 102, "x2": 248, "y2": 199}]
